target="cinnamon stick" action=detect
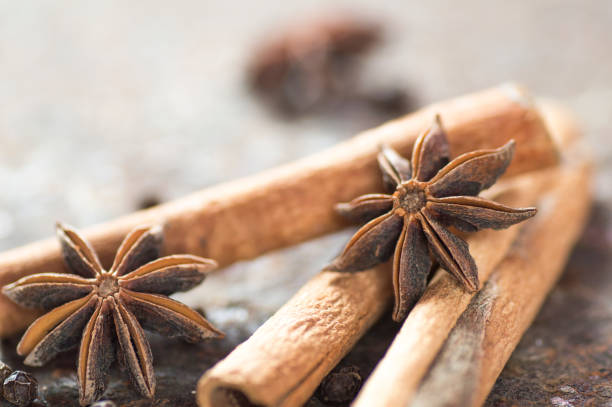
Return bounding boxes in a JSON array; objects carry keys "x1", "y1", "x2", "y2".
[
  {"x1": 353, "y1": 105, "x2": 591, "y2": 407},
  {"x1": 0, "y1": 84, "x2": 558, "y2": 336},
  {"x1": 196, "y1": 166, "x2": 558, "y2": 407},
  {"x1": 411, "y1": 103, "x2": 592, "y2": 407},
  {"x1": 198, "y1": 263, "x2": 392, "y2": 407}
]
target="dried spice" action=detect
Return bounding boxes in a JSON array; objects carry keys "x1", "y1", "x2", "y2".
[
  {"x1": 325, "y1": 116, "x2": 537, "y2": 321},
  {"x1": 2, "y1": 223, "x2": 224, "y2": 406},
  {"x1": 3, "y1": 371, "x2": 38, "y2": 406},
  {"x1": 316, "y1": 365, "x2": 362, "y2": 404},
  {"x1": 248, "y1": 16, "x2": 383, "y2": 116}
]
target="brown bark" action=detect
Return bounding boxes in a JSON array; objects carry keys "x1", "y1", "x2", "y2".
[
  {"x1": 198, "y1": 263, "x2": 393, "y2": 407},
  {"x1": 0, "y1": 84, "x2": 558, "y2": 337},
  {"x1": 354, "y1": 104, "x2": 591, "y2": 407},
  {"x1": 410, "y1": 103, "x2": 592, "y2": 407},
  {"x1": 196, "y1": 166, "x2": 559, "y2": 407}
]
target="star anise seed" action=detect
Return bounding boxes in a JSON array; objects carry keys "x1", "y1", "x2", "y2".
[
  {"x1": 2, "y1": 223, "x2": 224, "y2": 406},
  {"x1": 324, "y1": 115, "x2": 537, "y2": 321}
]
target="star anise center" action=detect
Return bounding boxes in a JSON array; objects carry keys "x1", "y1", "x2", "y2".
[
  {"x1": 393, "y1": 180, "x2": 427, "y2": 214},
  {"x1": 96, "y1": 274, "x2": 119, "y2": 297}
]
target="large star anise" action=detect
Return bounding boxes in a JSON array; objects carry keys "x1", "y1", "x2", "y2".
[
  {"x1": 2, "y1": 223, "x2": 223, "y2": 405},
  {"x1": 324, "y1": 116, "x2": 537, "y2": 321}
]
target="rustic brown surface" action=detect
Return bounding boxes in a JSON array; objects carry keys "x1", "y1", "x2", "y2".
[
  {"x1": 0, "y1": 328, "x2": 246, "y2": 407},
  {"x1": 0, "y1": 85, "x2": 557, "y2": 337},
  {"x1": 0, "y1": 297, "x2": 404, "y2": 407},
  {"x1": 484, "y1": 205, "x2": 612, "y2": 407}
]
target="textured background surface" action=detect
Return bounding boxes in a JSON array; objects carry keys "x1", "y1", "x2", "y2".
[{"x1": 1, "y1": 1, "x2": 611, "y2": 406}]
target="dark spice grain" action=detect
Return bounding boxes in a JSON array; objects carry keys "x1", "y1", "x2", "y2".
[
  {"x1": 3, "y1": 370, "x2": 38, "y2": 406},
  {"x1": 316, "y1": 365, "x2": 362, "y2": 404}
]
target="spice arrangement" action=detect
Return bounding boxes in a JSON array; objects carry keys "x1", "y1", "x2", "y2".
[
  {"x1": 0, "y1": 85, "x2": 592, "y2": 406},
  {"x1": 196, "y1": 85, "x2": 588, "y2": 407}
]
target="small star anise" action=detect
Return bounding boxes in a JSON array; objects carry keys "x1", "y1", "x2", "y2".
[
  {"x1": 2, "y1": 223, "x2": 224, "y2": 405},
  {"x1": 324, "y1": 116, "x2": 537, "y2": 321}
]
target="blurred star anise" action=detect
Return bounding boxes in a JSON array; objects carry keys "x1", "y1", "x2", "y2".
[
  {"x1": 324, "y1": 116, "x2": 537, "y2": 321},
  {"x1": 3, "y1": 223, "x2": 223, "y2": 406},
  {"x1": 248, "y1": 15, "x2": 382, "y2": 116}
]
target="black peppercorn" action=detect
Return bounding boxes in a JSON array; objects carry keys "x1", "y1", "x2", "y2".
[
  {"x1": 3, "y1": 370, "x2": 38, "y2": 406},
  {"x1": 317, "y1": 365, "x2": 362, "y2": 403}
]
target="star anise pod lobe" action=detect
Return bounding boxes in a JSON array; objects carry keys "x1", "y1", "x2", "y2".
[
  {"x1": 325, "y1": 115, "x2": 536, "y2": 321},
  {"x1": 3, "y1": 223, "x2": 223, "y2": 405}
]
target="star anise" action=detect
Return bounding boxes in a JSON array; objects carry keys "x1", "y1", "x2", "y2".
[
  {"x1": 324, "y1": 116, "x2": 537, "y2": 321},
  {"x1": 2, "y1": 223, "x2": 224, "y2": 405},
  {"x1": 248, "y1": 16, "x2": 382, "y2": 116}
]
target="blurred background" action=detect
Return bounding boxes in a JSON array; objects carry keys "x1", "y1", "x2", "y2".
[
  {"x1": 1, "y1": 1, "x2": 612, "y2": 405},
  {"x1": 1, "y1": 0, "x2": 612, "y2": 319},
  {"x1": 2, "y1": 0, "x2": 612, "y2": 327},
  {"x1": 1, "y1": 0, "x2": 611, "y2": 247}
]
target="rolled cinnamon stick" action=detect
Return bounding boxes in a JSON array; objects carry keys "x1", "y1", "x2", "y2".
[
  {"x1": 196, "y1": 166, "x2": 558, "y2": 407},
  {"x1": 199, "y1": 263, "x2": 393, "y2": 407},
  {"x1": 411, "y1": 104, "x2": 592, "y2": 407},
  {"x1": 0, "y1": 84, "x2": 558, "y2": 336},
  {"x1": 353, "y1": 105, "x2": 591, "y2": 407}
]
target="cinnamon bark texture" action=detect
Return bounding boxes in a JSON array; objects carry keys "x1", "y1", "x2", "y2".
[
  {"x1": 196, "y1": 168, "x2": 554, "y2": 407},
  {"x1": 412, "y1": 164, "x2": 591, "y2": 407},
  {"x1": 0, "y1": 84, "x2": 558, "y2": 336},
  {"x1": 353, "y1": 105, "x2": 591, "y2": 407},
  {"x1": 198, "y1": 264, "x2": 392, "y2": 407},
  {"x1": 410, "y1": 103, "x2": 591, "y2": 407}
]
